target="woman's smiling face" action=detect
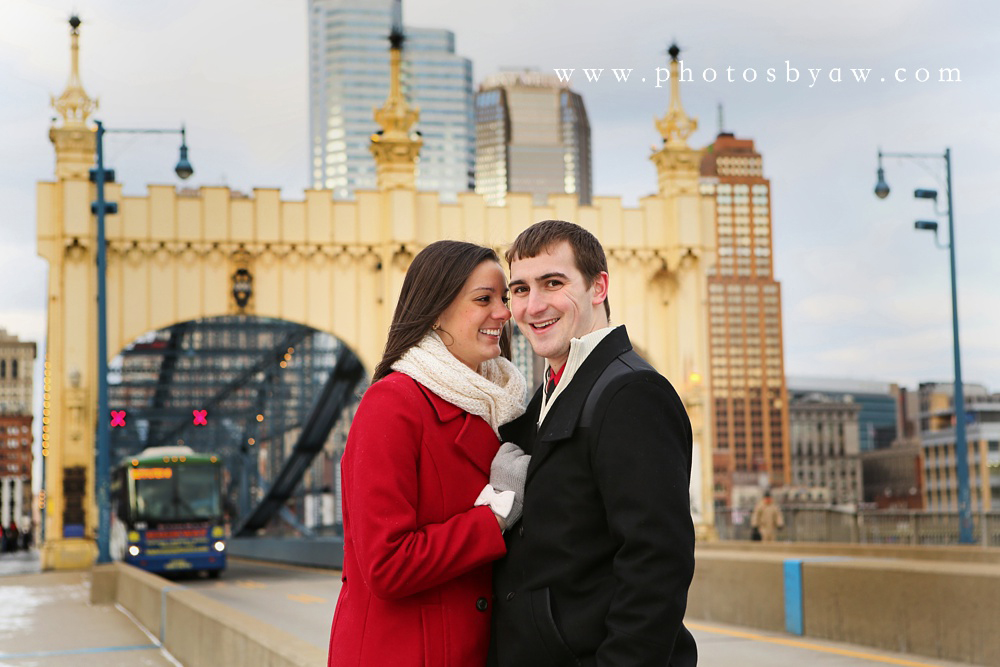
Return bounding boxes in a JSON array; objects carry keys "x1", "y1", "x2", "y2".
[{"x1": 436, "y1": 260, "x2": 511, "y2": 370}]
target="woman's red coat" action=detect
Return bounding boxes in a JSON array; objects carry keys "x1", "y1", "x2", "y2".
[{"x1": 328, "y1": 371, "x2": 507, "y2": 666}]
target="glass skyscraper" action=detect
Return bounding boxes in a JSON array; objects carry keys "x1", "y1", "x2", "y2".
[
  {"x1": 474, "y1": 71, "x2": 592, "y2": 207},
  {"x1": 786, "y1": 376, "x2": 899, "y2": 452},
  {"x1": 308, "y1": 0, "x2": 474, "y2": 201}
]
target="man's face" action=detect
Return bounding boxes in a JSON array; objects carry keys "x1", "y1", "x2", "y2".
[{"x1": 508, "y1": 240, "x2": 608, "y2": 370}]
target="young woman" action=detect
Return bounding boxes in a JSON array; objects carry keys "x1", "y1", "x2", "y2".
[{"x1": 328, "y1": 241, "x2": 528, "y2": 667}]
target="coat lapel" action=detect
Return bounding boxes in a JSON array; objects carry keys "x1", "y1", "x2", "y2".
[
  {"x1": 414, "y1": 379, "x2": 496, "y2": 474},
  {"x1": 526, "y1": 327, "x2": 633, "y2": 481},
  {"x1": 499, "y1": 386, "x2": 542, "y2": 453}
]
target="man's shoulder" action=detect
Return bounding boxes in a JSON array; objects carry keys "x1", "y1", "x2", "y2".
[
  {"x1": 596, "y1": 348, "x2": 677, "y2": 397},
  {"x1": 590, "y1": 327, "x2": 670, "y2": 385},
  {"x1": 579, "y1": 348, "x2": 683, "y2": 428}
]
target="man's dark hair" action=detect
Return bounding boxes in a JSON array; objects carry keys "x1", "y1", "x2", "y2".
[
  {"x1": 504, "y1": 219, "x2": 611, "y2": 319},
  {"x1": 373, "y1": 241, "x2": 510, "y2": 381}
]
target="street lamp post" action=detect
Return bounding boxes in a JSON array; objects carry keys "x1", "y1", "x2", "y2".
[
  {"x1": 91, "y1": 121, "x2": 193, "y2": 563},
  {"x1": 874, "y1": 147, "x2": 973, "y2": 545}
]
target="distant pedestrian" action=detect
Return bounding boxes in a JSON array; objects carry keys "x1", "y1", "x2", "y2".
[{"x1": 750, "y1": 491, "x2": 784, "y2": 542}]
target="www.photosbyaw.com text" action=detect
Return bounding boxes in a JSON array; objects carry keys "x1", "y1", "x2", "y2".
[{"x1": 553, "y1": 61, "x2": 961, "y2": 88}]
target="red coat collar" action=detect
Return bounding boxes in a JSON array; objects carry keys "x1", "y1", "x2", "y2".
[{"x1": 411, "y1": 376, "x2": 465, "y2": 423}]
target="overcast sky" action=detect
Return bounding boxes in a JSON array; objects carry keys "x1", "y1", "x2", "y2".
[{"x1": 2, "y1": 0, "x2": 998, "y2": 404}]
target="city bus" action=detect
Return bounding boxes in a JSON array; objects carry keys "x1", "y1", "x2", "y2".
[{"x1": 110, "y1": 445, "x2": 227, "y2": 576}]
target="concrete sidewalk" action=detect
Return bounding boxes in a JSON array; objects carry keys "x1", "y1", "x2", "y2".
[{"x1": 0, "y1": 551, "x2": 179, "y2": 666}]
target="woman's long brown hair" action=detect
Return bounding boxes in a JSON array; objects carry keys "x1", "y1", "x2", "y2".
[{"x1": 372, "y1": 241, "x2": 511, "y2": 382}]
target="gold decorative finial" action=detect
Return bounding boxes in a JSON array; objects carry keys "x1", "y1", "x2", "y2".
[
  {"x1": 650, "y1": 43, "x2": 702, "y2": 198},
  {"x1": 369, "y1": 4, "x2": 422, "y2": 193},
  {"x1": 51, "y1": 15, "x2": 98, "y2": 128},
  {"x1": 654, "y1": 43, "x2": 697, "y2": 148}
]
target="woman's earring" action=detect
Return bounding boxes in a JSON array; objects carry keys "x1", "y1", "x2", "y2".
[{"x1": 432, "y1": 323, "x2": 440, "y2": 331}]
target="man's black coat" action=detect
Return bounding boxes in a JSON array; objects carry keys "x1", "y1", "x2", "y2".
[{"x1": 489, "y1": 326, "x2": 697, "y2": 667}]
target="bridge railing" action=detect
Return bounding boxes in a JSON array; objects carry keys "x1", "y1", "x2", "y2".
[{"x1": 715, "y1": 507, "x2": 1000, "y2": 546}]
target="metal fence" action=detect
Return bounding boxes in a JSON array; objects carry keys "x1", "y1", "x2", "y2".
[{"x1": 715, "y1": 507, "x2": 1000, "y2": 547}]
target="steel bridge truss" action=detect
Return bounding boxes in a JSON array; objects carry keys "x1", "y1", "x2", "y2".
[{"x1": 108, "y1": 316, "x2": 366, "y2": 535}]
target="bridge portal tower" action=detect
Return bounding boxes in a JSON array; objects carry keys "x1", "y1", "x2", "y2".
[{"x1": 38, "y1": 20, "x2": 717, "y2": 569}]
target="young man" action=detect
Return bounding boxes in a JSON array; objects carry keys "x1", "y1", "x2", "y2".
[{"x1": 490, "y1": 220, "x2": 697, "y2": 667}]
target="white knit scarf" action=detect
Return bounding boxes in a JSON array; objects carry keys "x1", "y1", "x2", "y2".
[{"x1": 392, "y1": 332, "x2": 526, "y2": 436}]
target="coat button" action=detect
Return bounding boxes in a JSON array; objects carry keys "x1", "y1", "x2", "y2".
[
  {"x1": 518, "y1": 524, "x2": 524, "y2": 537},
  {"x1": 506, "y1": 591, "x2": 516, "y2": 601},
  {"x1": 476, "y1": 597, "x2": 489, "y2": 612}
]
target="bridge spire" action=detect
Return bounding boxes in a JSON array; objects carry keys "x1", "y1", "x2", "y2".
[
  {"x1": 370, "y1": 0, "x2": 422, "y2": 192},
  {"x1": 49, "y1": 15, "x2": 98, "y2": 180},
  {"x1": 650, "y1": 43, "x2": 701, "y2": 197},
  {"x1": 51, "y1": 15, "x2": 98, "y2": 128}
]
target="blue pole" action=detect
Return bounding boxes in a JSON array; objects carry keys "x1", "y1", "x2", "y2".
[
  {"x1": 944, "y1": 148, "x2": 973, "y2": 544},
  {"x1": 39, "y1": 447, "x2": 46, "y2": 544},
  {"x1": 94, "y1": 120, "x2": 112, "y2": 563}
]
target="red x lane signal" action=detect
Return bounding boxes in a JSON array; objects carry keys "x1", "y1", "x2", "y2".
[
  {"x1": 192, "y1": 409, "x2": 208, "y2": 426},
  {"x1": 110, "y1": 410, "x2": 126, "y2": 428}
]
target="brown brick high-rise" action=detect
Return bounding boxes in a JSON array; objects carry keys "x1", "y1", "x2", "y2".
[{"x1": 701, "y1": 133, "x2": 791, "y2": 507}]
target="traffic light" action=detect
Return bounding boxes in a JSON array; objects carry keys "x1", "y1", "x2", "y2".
[
  {"x1": 192, "y1": 409, "x2": 208, "y2": 426},
  {"x1": 110, "y1": 410, "x2": 126, "y2": 428}
]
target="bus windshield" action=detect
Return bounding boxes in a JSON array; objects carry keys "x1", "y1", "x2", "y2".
[{"x1": 133, "y1": 465, "x2": 221, "y2": 522}]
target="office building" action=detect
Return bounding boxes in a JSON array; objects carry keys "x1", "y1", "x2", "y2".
[
  {"x1": 860, "y1": 443, "x2": 924, "y2": 509},
  {"x1": 918, "y1": 382, "x2": 1000, "y2": 511},
  {"x1": 858, "y1": 383, "x2": 925, "y2": 509},
  {"x1": 700, "y1": 133, "x2": 789, "y2": 504},
  {"x1": 0, "y1": 329, "x2": 36, "y2": 532},
  {"x1": 0, "y1": 329, "x2": 34, "y2": 415},
  {"x1": 474, "y1": 70, "x2": 591, "y2": 207},
  {"x1": 787, "y1": 376, "x2": 899, "y2": 451},
  {"x1": 788, "y1": 393, "x2": 863, "y2": 508},
  {"x1": 308, "y1": 0, "x2": 474, "y2": 201}
]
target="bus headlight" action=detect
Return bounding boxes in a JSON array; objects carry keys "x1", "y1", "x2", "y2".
[
  {"x1": 213, "y1": 541, "x2": 225, "y2": 552},
  {"x1": 128, "y1": 545, "x2": 141, "y2": 557}
]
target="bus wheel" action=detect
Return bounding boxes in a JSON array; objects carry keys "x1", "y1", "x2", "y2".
[{"x1": 208, "y1": 569, "x2": 221, "y2": 579}]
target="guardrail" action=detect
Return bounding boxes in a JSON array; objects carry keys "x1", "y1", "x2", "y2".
[
  {"x1": 689, "y1": 543, "x2": 1000, "y2": 666},
  {"x1": 228, "y1": 535, "x2": 344, "y2": 569},
  {"x1": 91, "y1": 563, "x2": 325, "y2": 667},
  {"x1": 89, "y1": 543, "x2": 1000, "y2": 667},
  {"x1": 715, "y1": 508, "x2": 1000, "y2": 546}
]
